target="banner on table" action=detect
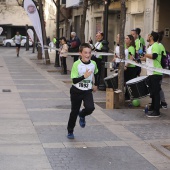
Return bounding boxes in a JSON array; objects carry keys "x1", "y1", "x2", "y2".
[{"x1": 24, "y1": 0, "x2": 43, "y2": 53}]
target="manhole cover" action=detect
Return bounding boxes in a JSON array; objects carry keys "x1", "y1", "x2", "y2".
[
  {"x1": 2, "y1": 89, "x2": 11, "y2": 92},
  {"x1": 0, "y1": 66, "x2": 3, "y2": 67},
  {"x1": 56, "y1": 105, "x2": 71, "y2": 109}
]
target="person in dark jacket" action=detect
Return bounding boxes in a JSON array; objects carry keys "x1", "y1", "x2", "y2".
[{"x1": 69, "y1": 32, "x2": 81, "y2": 62}]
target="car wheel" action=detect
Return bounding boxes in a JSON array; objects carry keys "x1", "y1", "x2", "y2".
[{"x1": 6, "y1": 42, "x2": 11, "y2": 47}]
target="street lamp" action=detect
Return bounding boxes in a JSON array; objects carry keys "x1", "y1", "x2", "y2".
[
  {"x1": 98, "y1": 0, "x2": 109, "y2": 91},
  {"x1": 54, "y1": 0, "x2": 60, "y2": 67}
]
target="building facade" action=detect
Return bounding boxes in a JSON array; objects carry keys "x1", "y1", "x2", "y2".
[
  {"x1": 0, "y1": 0, "x2": 56, "y2": 41},
  {"x1": 64, "y1": 0, "x2": 170, "y2": 51},
  {"x1": 0, "y1": 0, "x2": 32, "y2": 38}
]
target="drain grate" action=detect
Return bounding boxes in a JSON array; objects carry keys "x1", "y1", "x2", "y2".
[{"x1": 2, "y1": 89, "x2": 11, "y2": 92}]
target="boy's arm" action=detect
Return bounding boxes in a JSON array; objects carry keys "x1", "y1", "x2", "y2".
[{"x1": 72, "y1": 76, "x2": 85, "y2": 84}]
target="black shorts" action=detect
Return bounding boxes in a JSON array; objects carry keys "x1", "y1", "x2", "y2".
[{"x1": 16, "y1": 44, "x2": 21, "y2": 48}]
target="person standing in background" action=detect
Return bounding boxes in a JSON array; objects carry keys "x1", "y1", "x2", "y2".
[
  {"x1": 12, "y1": 31, "x2": 23, "y2": 57},
  {"x1": 140, "y1": 31, "x2": 162, "y2": 117},
  {"x1": 158, "y1": 31, "x2": 168, "y2": 109},
  {"x1": 90, "y1": 32, "x2": 104, "y2": 85},
  {"x1": 59, "y1": 37, "x2": 68, "y2": 75},
  {"x1": 69, "y1": 32, "x2": 81, "y2": 62}
]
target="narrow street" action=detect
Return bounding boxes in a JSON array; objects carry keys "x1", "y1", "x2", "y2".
[{"x1": 0, "y1": 47, "x2": 170, "y2": 170}]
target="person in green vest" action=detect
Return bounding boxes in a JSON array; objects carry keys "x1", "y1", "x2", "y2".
[
  {"x1": 158, "y1": 31, "x2": 167, "y2": 109},
  {"x1": 139, "y1": 31, "x2": 162, "y2": 117},
  {"x1": 91, "y1": 31, "x2": 104, "y2": 85},
  {"x1": 124, "y1": 34, "x2": 137, "y2": 82},
  {"x1": 131, "y1": 28, "x2": 143, "y2": 76},
  {"x1": 53, "y1": 36, "x2": 57, "y2": 44},
  {"x1": 135, "y1": 28, "x2": 146, "y2": 53}
]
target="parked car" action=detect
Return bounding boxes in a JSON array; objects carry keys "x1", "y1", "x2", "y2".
[
  {"x1": 0, "y1": 36, "x2": 6, "y2": 46},
  {"x1": 3, "y1": 36, "x2": 33, "y2": 47}
]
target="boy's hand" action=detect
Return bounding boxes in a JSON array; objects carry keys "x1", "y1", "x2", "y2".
[
  {"x1": 93, "y1": 85, "x2": 97, "y2": 92},
  {"x1": 84, "y1": 69, "x2": 92, "y2": 78}
]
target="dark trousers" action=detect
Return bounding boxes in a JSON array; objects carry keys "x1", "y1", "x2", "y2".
[
  {"x1": 124, "y1": 67, "x2": 137, "y2": 82},
  {"x1": 147, "y1": 75, "x2": 162, "y2": 113},
  {"x1": 67, "y1": 86, "x2": 95, "y2": 133},
  {"x1": 61, "y1": 57, "x2": 67, "y2": 73},
  {"x1": 73, "y1": 55, "x2": 79, "y2": 62},
  {"x1": 124, "y1": 67, "x2": 137, "y2": 99},
  {"x1": 91, "y1": 57, "x2": 102, "y2": 84}
]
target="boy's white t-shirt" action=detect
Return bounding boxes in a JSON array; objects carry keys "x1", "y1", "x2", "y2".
[
  {"x1": 14, "y1": 35, "x2": 22, "y2": 44},
  {"x1": 71, "y1": 59, "x2": 98, "y2": 90}
]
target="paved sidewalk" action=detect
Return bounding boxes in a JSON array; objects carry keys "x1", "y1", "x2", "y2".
[{"x1": 0, "y1": 47, "x2": 170, "y2": 170}]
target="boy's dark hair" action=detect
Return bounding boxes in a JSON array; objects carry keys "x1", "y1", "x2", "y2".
[
  {"x1": 131, "y1": 29, "x2": 137, "y2": 34},
  {"x1": 127, "y1": 34, "x2": 136, "y2": 48},
  {"x1": 151, "y1": 31, "x2": 159, "y2": 42},
  {"x1": 158, "y1": 31, "x2": 164, "y2": 43},
  {"x1": 135, "y1": 28, "x2": 141, "y2": 35},
  {"x1": 79, "y1": 43, "x2": 92, "y2": 52},
  {"x1": 59, "y1": 36, "x2": 67, "y2": 42}
]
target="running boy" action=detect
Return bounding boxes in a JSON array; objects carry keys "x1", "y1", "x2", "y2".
[
  {"x1": 67, "y1": 43, "x2": 98, "y2": 139},
  {"x1": 12, "y1": 32, "x2": 23, "y2": 57}
]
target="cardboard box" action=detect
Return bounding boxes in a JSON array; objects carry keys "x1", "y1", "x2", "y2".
[
  {"x1": 106, "y1": 88, "x2": 114, "y2": 109},
  {"x1": 106, "y1": 88, "x2": 122, "y2": 109}
]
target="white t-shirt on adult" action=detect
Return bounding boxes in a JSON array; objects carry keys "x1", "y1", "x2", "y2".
[{"x1": 14, "y1": 35, "x2": 22, "y2": 44}]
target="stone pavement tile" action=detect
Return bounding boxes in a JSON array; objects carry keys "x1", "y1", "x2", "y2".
[
  {"x1": 0, "y1": 108, "x2": 27, "y2": 114},
  {"x1": 13, "y1": 79, "x2": 52, "y2": 85},
  {"x1": 28, "y1": 110, "x2": 98, "y2": 123},
  {"x1": 0, "y1": 119, "x2": 33, "y2": 127},
  {"x1": 125, "y1": 123, "x2": 170, "y2": 140},
  {"x1": 16, "y1": 84, "x2": 59, "y2": 90},
  {"x1": 43, "y1": 143, "x2": 65, "y2": 149},
  {"x1": 0, "y1": 80, "x2": 14, "y2": 85},
  {"x1": 44, "y1": 147, "x2": 157, "y2": 170},
  {"x1": 35, "y1": 124, "x2": 120, "y2": 143},
  {"x1": 83, "y1": 141, "x2": 107, "y2": 147},
  {"x1": 0, "y1": 144, "x2": 45, "y2": 155},
  {"x1": 11, "y1": 75, "x2": 45, "y2": 79},
  {"x1": 0, "y1": 124, "x2": 36, "y2": 135},
  {"x1": 0, "y1": 134, "x2": 40, "y2": 144},
  {"x1": 104, "y1": 140, "x2": 128, "y2": 147},
  {"x1": 0, "y1": 86, "x2": 18, "y2": 92},
  {"x1": 63, "y1": 142, "x2": 87, "y2": 148},
  {"x1": 0, "y1": 113, "x2": 29, "y2": 119},
  {"x1": 0, "y1": 155, "x2": 52, "y2": 170},
  {"x1": 23, "y1": 99, "x2": 70, "y2": 109},
  {"x1": 104, "y1": 108, "x2": 170, "y2": 121},
  {"x1": 154, "y1": 163, "x2": 170, "y2": 170},
  {"x1": 20, "y1": 91, "x2": 68, "y2": 99}
]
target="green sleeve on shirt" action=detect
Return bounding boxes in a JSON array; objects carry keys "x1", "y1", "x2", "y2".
[
  {"x1": 91, "y1": 60, "x2": 98, "y2": 74},
  {"x1": 159, "y1": 43, "x2": 166, "y2": 56},
  {"x1": 128, "y1": 46, "x2": 135, "y2": 57},
  {"x1": 135, "y1": 39, "x2": 140, "y2": 51},
  {"x1": 128, "y1": 46, "x2": 135, "y2": 67},
  {"x1": 71, "y1": 60, "x2": 81, "y2": 79},
  {"x1": 140, "y1": 37, "x2": 145, "y2": 46},
  {"x1": 152, "y1": 42, "x2": 160, "y2": 55}
]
